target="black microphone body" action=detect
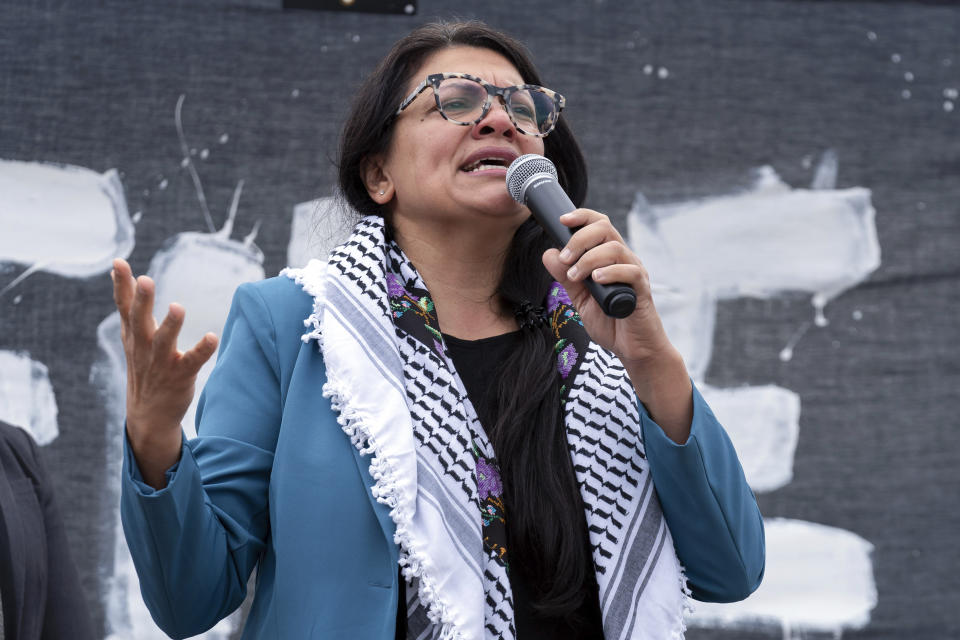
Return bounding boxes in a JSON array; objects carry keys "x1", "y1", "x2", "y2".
[{"x1": 507, "y1": 155, "x2": 637, "y2": 319}]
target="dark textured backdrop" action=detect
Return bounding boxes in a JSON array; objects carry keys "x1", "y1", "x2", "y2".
[{"x1": 1, "y1": 1, "x2": 957, "y2": 638}]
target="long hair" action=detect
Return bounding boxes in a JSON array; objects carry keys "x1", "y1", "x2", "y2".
[{"x1": 337, "y1": 20, "x2": 594, "y2": 617}]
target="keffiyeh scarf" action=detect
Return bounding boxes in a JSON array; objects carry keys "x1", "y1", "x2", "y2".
[{"x1": 282, "y1": 216, "x2": 688, "y2": 640}]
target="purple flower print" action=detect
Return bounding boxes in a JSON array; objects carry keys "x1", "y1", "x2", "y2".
[
  {"x1": 546, "y1": 281, "x2": 573, "y2": 313},
  {"x1": 558, "y1": 343, "x2": 578, "y2": 379},
  {"x1": 386, "y1": 273, "x2": 407, "y2": 299},
  {"x1": 476, "y1": 457, "x2": 503, "y2": 501}
]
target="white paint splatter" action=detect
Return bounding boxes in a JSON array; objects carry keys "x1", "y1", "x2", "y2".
[
  {"x1": 891, "y1": 53, "x2": 901, "y2": 63},
  {"x1": 657, "y1": 66, "x2": 670, "y2": 79},
  {"x1": 218, "y1": 133, "x2": 229, "y2": 144},
  {"x1": 944, "y1": 88, "x2": 959, "y2": 100},
  {"x1": 686, "y1": 518, "x2": 877, "y2": 636},
  {"x1": 901, "y1": 89, "x2": 912, "y2": 100},
  {"x1": 351, "y1": 34, "x2": 360, "y2": 43},
  {"x1": 158, "y1": 178, "x2": 169, "y2": 190},
  {"x1": 132, "y1": 211, "x2": 143, "y2": 224},
  {"x1": 291, "y1": 88, "x2": 300, "y2": 98},
  {"x1": 287, "y1": 197, "x2": 352, "y2": 268},
  {"x1": 12, "y1": 294, "x2": 22, "y2": 305},
  {"x1": 903, "y1": 71, "x2": 914, "y2": 82},
  {"x1": 0, "y1": 160, "x2": 134, "y2": 294},
  {"x1": 699, "y1": 384, "x2": 800, "y2": 492},
  {"x1": 852, "y1": 309, "x2": 863, "y2": 320},
  {"x1": 945, "y1": 101, "x2": 955, "y2": 113},
  {"x1": 643, "y1": 64, "x2": 654, "y2": 75},
  {"x1": 810, "y1": 148, "x2": 838, "y2": 190},
  {"x1": 0, "y1": 351, "x2": 59, "y2": 446},
  {"x1": 404, "y1": 4, "x2": 415, "y2": 14},
  {"x1": 200, "y1": 148, "x2": 210, "y2": 160},
  {"x1": 866, "y1": 31, "x2": 877, "y2": 42}
]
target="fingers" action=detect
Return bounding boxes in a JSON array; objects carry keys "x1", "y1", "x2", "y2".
[
  {"x1": 180, "y1": 333, "x2": 219, "y2": 377},
  {"x1": 152, "y1": 303, "x2": 185, "y2": 361},
  {"x1": 565, "y1": 243, "x2": 645, "y2": 286},
  {"x1": 555, "y1": 209, "x2": 641, "y2": 282},
  {"x1": 130, "y1": 275, "x2": 158, "y2": 354},
  {"x1": 556, "y1": 210, "x2": 626, "y2": 265},
  {"x1": 111, "y1": 258, "x2": 136, "y2": 318}
]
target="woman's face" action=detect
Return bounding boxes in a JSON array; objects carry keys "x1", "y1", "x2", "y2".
[{"x1": 373, "y1": 46, "x2": 546, "y2": 231}]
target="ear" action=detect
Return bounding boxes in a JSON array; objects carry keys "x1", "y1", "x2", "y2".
[{"x1": 361, "y1": 155, "x2": 393, "y2": 204}]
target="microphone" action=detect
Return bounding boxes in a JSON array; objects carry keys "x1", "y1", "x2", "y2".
[{"x1": 506, "y1": 154, "x2": 637, "y2": 319}]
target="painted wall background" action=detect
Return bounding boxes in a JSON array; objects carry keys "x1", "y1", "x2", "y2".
[{"x1": 1, "y1": 0, "x2": 957, "y2": 638}]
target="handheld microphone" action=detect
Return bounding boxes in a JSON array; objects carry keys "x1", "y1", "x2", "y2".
[{"x1": 506, "y1": 154, "x2": 637, "y2": 319}]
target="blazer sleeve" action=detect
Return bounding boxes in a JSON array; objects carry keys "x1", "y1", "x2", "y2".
[
  {"x1": 120, "y1": 283, "x2": 283, "y2": 639},
  {"x1": 640, "y1": 383, "x2": 766, "y2": 602}
]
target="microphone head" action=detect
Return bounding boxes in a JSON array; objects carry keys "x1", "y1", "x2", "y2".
[{"x1": 506, "y1": 154, "x2": 557, "y2": 204}]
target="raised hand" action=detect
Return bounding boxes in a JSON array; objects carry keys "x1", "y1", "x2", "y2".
[
  {"x1": 111, "y1": 258, "x2": 219, "y2": 489},
  {"x1": 540, "y1": 210, "x2": 693, "y2": 442}
]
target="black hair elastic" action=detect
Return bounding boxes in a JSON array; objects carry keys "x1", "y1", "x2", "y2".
[{"x1": 514, "y1": 301, "x2": 547, "y2": 331}]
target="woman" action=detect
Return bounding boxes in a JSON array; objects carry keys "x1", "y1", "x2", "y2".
[
  {"x1": 115, "y1": 20, "x2": 764, "y2": 639},
  {"x1": 0, "y1": 420, "x2": 95, "y2": 640}
]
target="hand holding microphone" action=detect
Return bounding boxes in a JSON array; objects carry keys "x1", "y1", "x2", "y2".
[{"x1": 506, "y1": 154, "x2": 637, "y2": 318}]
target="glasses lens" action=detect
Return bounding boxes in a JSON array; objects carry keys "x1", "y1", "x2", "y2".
[
  {"x1": 436, "y1": 78, "x2": 487, "y2": 123},
  {"x1": 508, "y1": 88, "x2": 558, "y2": 135}
]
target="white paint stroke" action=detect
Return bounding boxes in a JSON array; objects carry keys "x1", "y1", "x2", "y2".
[
  {"x1": 0, "y1": 350, "x2": 59, "y2": 446},
  {"x1": 287, "y1": 196, "x2": 353, "y2": 268},
  {"x1": 0, "y1": 159, "x2": 134, "y2": 294},
  {"x1": 92, "y1": 213, "x2": 264, "y2": 640},
  {"x1": 699, "y1": 384, "x2": 800, "y2": 493},
  {"x1": 630, "y1": 162, "x2": 880, "y2": 305},
  {"x1": 686, "y1": 518, "x2": 877, "y2": 637}
]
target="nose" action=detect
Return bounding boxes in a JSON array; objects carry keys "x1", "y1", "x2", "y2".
[{"x1": 472, "y1": 98, "x2": 516, "y2": 140}]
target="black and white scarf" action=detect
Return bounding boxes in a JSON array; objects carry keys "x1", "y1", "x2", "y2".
[{"x1": 283, "y1": 216, "x2": 688, "y2": 640}]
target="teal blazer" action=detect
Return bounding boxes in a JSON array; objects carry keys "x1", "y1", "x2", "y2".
[{"x1": 121, "y1": 276, "x2": 764, "y2": 639}]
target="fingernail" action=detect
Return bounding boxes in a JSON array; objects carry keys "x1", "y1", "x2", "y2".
[
  {"x1": 567, "y1": 266, "x2": 579, "y2": 279},
  {"x1": 593, "y1": 269, "x2": 605, "y2": 281},
  {"x1": 559, "y1": 249, "x2": 572, "y2": 262}
]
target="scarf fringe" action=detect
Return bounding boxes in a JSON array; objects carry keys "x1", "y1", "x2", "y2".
[
  {"x1": 320, "y1": 376, "x2": 465, "y2": 640},
  {"x1": 670, "y1": 563, "x2": 693, "y2": 639},
  {"x1": 280, "y1": 264, "x2": 326, "y2": 345},
  {"x1": 284, "y1": 264, "x2": 466, "y2": 639}
]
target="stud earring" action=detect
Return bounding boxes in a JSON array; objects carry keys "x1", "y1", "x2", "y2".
[{"x1": 378, "y1": 190, "x2": 385, "y2": 195}]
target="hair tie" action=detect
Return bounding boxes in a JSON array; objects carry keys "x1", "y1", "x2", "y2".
[{"x1": 514, "y1": 301, "x2": 546, "y2": 331}]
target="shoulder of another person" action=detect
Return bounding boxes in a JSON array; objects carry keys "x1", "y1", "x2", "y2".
[{"x1": 0, "y1": 420, "x2": 36, "y2": 456}]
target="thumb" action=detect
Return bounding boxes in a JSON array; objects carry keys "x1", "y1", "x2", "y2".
[{"x1": 542, "y1": 248, "x2": 569, "y2": 283}]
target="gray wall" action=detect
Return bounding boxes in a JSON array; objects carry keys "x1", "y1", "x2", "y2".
[{"x1": 1, "y1": 0, "x2": 957, "y2": 638}]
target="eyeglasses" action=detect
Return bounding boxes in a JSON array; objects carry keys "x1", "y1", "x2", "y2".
[{"x1": 395, "y1": 72, "x2": 565, "y2": 137}]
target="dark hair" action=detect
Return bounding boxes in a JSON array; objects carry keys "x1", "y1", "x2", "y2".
[{"x1": 337, "y1": 21, "x2": 593, "y2": 618}]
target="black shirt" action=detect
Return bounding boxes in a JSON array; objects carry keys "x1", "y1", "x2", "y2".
[{"x1": 396, "y1": 332, "x2": 604, "y2": 639}]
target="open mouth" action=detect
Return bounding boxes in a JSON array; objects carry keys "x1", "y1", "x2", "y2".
[{"x1": 461, "y1": 157, "x2": 511, "y2": 172}]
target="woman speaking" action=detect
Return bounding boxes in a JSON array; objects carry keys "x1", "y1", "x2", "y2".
[{"x1": 114, "y1": 20, "x2": 764, "y2": 639}]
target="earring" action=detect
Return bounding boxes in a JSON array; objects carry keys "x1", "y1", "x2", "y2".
[{"x1": 378, "y1": 190, "x2": 385, "y2": 195}]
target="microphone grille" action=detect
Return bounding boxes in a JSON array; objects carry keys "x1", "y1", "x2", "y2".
[{"x1": 506, "y1": 154, "x2": 558, "y2": 203}]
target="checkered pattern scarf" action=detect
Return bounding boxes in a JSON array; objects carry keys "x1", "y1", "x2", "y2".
[{"x1": 283, "y1": 216, "x2": 688, "y2": 640}]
